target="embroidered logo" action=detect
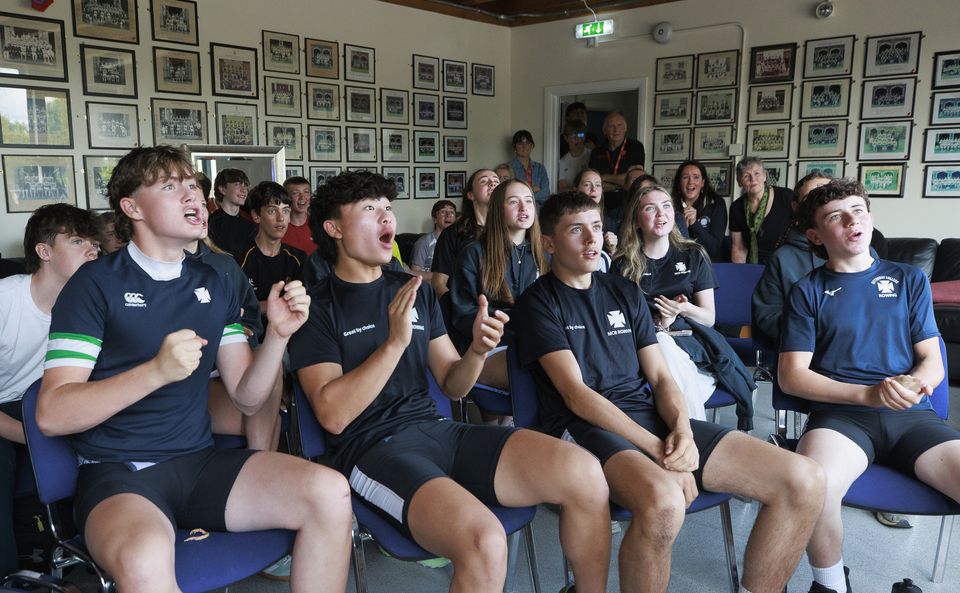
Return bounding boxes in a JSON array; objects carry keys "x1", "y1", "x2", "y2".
[
  {"x1": 675, "y1": 262, "x2": 688, "y2": 273},
  {"x1": 824, "y1": 287, "x2": 843, "y2": 297},
  {"x1": 194, "y1": 287, "x2": 211, "y2": 303},
  {"x1": 410, "y1": 306, "x2": 425, "y2": 331},
  {"x1": 607, "y1": 310, "x2": 626, "y2": 328},
  {"x1": 871, "y1": 275, "x2": 900, "y2": 298},
  {"x1": 123, "y1": 292, "x2": 146, "y2": 308}
]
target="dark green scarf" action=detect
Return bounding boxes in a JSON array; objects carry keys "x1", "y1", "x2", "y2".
[{"x1": 744, "y1": 186, "x2": 769, "y2": 264}]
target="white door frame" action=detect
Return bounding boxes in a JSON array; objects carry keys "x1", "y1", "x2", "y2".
[{"x1": 542, "y1": 77, "x2": 648, "y2": 193}]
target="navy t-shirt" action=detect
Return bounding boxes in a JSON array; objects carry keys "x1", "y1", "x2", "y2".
[
  {"x1": 514, "y1": 272, "x2": 659, "y2": 436},
  {"x1": 288, "y1": 270, "x2": 447, "y2": 470},
  {"x1": 45, "y1": 247, "x2": 246, "y2": 463},
  {"x1": 639, "y1": 246, "x2": 716, "y2": 315},
  {"x1": 208, "y1": 209, "x2": 255, "y2": 258},
  {"x1": 781, "y1": 259, "x2": 940, "y2": 412},
  {"x1": 236, "y1": 240, "x2": 305, "y2": 302}
]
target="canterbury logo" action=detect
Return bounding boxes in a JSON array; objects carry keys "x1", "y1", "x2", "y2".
[{"x1": 123, "y1": 292, "x2": 146, "y2": 307}]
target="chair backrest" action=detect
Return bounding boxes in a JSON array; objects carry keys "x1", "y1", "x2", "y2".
[
  {"x1": 20, "y1": 379, "x2": 80, "y2": 506},
  {"x1": 774, "y1": 337, "x2": 950, "y2": 419},
  {"x1": 712, "y1": 263, "x2": 765, "y2": 327},
  {"x1": 507, "y1": 347, "x2": 540, "y2": 430}
]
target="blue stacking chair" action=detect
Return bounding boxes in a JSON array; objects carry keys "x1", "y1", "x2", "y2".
[
  {"x1": 771, "y1": 337, "x2": 960, "y2": 583},
  {"x1": 712, "y1": 263, "x2": 774, "y2": 381},
  {"x1": 20, "y1": 380, "x2": 296, "y2": 593},
  {"x1": 507, "y1": 348, "x2": 740, "y2": 593},
  {"x1": 292, "y1": 375, "x2": 542, "y2": 593}
]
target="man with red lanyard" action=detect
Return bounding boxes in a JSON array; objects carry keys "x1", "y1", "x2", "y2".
[{"x1": 588, "y1": 111, "x2": 646, "y2": 211}]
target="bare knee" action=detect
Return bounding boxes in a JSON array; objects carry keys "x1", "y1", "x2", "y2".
[
  {"x1": 110, "y1": 531, "x2": 176, "y2": 591},
  {"x1": 301, "y1": 464, "x2": 352, "y2": 526},
  {"x1": 562, "y1": 447, "x2": 610, "y2": 507},
  {"x1": 453, "y1": 522, "x2": 508, "y2": 582},
  {"x1": 777, "y1": 455, "x2": 826, "y2": 511},
  {"x1": 627, "y1": 483, "x2": 685, "y2": 546}
]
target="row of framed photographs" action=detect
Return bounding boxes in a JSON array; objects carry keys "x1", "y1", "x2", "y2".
[
  {"x1": 283, "y1": 126, "x2": 468, "y2": 164},
  {"x1": 655, "y1": 49, "x2": 741, "y2": 92},
  {"x1": 287, "y1": 165, "x2": 467, "y2": 200},
  {"x1": 411, "y1": 54, "x2": 495, "y2": 96},
  {"x1": 653, "y1": 89, "x2": 736, "y2": 127}
]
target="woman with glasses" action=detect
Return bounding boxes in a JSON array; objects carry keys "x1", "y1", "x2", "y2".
[{"x1": 729, "y1": 157, "x2": 795, "y2": 264}]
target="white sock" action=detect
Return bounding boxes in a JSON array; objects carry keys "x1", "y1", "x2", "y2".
[{"x1": 812, "y1": 559, "x2": 847, "y2": 593}]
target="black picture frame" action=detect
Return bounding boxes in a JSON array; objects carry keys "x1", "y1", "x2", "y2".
[
  {"x1": 344, "y1": 44, "x2": 375, "y2": 84},
  {"x1": 443, "y1": 96, "x2": 467, "y2": 129},
  {"x1": 471, "y1": 63, "x2": 495, "y2": 96},
  {"x1": 380, "y1": 88, "x2": 409, "y2": 125},
  {"x1": 412, "y1": 54, "x2": 439, "y2": 90},
  {"x1": 799, "y1": 78, "x2": 852, "y2": 119},
  {"x1": 80, "y1": 44, "x2": 137, "y2": 98},
  {"x1": 0, "y1": 11, "x2": 68, "y2": 82},
  {"x1": 863, "y1": 31, "x2": 922, "y2": 78},
  {"x1": 445, "y1": 170, "x2": 466, "y2": 197},
  {"x1": 262, "y1": 30, "x2": 300, "y2": 75},
  {"x1": 72, "y1": 0, "x2": 139, "y2": 44},
  {"x1": 305, "y1": 38, "x2": 339, "y2": 79},
  {"x1": 86, "y1": 101, "x2": 140, "y2": 149},
  {"x1": 0, "y1": 84, "x2": 73, "y2": 148},
  {"x1": 860, "y1": 77, "x2": 917, "y2": 120},
  {"x1": 749, "y1": 42, "x2": 797, "y2": 84},
  {"x1": 442, "y1": 59, "x2": 467, "y2": 94},
  {"x1": 210, "y1": 42, "x2": 258, "y2": 99},
  {"x1": 150, "y1": 0, "x2": 198, "y2": 46},
  {"x1": 932, "y1": 50, "x2": 960, "y2": 89},
  {"x1": 153, "y1": 46, "x2": 201, "y2": 96}
]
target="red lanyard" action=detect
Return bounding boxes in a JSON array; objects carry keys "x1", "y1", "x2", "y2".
[
  {"x1": 523, "y1": 161, "x2": 533, "y2": 186},
  {"x1": 606, "y1": 141, "x2": 627, "y2": 175}
]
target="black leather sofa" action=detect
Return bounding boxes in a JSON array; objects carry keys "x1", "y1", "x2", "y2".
[{"x1": 886, "y1": 238, "x2": 960, "y2": 385}]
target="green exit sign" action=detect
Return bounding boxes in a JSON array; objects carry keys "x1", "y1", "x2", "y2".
[{"x1": 575, "y1": 19, "x2": 614, "y2": 39}]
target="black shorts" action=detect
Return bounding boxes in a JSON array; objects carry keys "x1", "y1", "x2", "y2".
[
  {"x1": 804, "y1": 408, "x2": 960, "y2": 477},
  {"x1": 75, "y1": 447, "x2": 255, "y2": 534},
  {"x1": 349, "y1": 419, "x2": 517, "y2": 538},
  {"x1": 566, "y1": 409, "x2": 731, "y2": 490}
]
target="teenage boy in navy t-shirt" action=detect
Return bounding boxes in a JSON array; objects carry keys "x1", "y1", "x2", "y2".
[
  {"x1": 37, "y1": 146, "x2": 352, "y2": 593},
  {"x1": 779, "y1": 179, "x2": 960, "y2": 593},
  {"x1": 514, "y1": 191, "x2": 825, "y2": 593},
  {"x1": 289, "y1": 171, "x2": 612, "y2": 593}
]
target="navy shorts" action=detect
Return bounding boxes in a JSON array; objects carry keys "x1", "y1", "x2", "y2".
[
  {"x1": 349, "y1": 419, "x2": 517, "y2": 538},
  {"x1": 566, "y1": 408, "x2": 731, "y2": 490},
  {"x1": 75, "y1": 447, "x2": 255, "y2": 534},
  {"x1": 804, "y1": 408, "x2": 960, "y2": 477}
]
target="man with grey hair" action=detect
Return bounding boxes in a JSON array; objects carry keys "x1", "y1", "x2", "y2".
[{"x1": 588, "y1": 110, "x2": 645, "y2": 210}]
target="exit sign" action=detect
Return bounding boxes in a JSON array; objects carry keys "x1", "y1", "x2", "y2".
[{"x1": 575, "y1": 20, "x2": 614, "y2": 39}]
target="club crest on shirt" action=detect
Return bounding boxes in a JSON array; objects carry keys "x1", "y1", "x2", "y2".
[
  {"x1": 606, "y1": 310, "x2": 631, "y2": 336},
  {"x1": 871, "y1": 275, "x2": 899, "y2": 298},
  {"x1": 193, "y1": 287, "x2": 211, "y2": 303},
  {"x1": 674, "y1": 262, "x2": 689, "y2": 275}
]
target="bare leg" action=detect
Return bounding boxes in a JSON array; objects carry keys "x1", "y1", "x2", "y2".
[
  {"x1": 224, "y1": 452, "x2": 353, "y2": 593},
  {"x1": 914, "y1": 439, "x2": 960, "y2": 501},
  {"x1": 604, "y1": 449, "x2": 687, "y2": 593},
  {"x1": 207, "y1": 376, "x2": 282, "y2": 451},
  {"x1": 84, "y1": 494, "x2": 180, "y2": 593},
  {"x1": 494, "y1": 429, "x2": 611, "y2": 593},
  {"x1": 702, "y1": 431, "x2": 825, "y2": 593},
  {"x1": 794, "y1": 428, "x2": 868, "y2": 568}
]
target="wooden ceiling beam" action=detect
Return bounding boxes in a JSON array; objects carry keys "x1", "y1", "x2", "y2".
[{"x1": 377, "y1": 0, "x2": 679, "y2": 27}]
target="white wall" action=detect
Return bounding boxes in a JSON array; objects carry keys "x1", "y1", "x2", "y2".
[
  {"x1": 0, "y1": 0, "x2": 512, "y2": 256},
  {"x1": 510, "y1": 0, "x2": 959, "y2": 240}
]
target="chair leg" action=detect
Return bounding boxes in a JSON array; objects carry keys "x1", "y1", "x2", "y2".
[
  {"x1": 562, "y1": 553, "x2": 573, "y2": 587},
  {"x1": 775, "y1": 408, "x2": 787, "y2": 440},
  {"x1": 719, "y1": 501, "x2": 740, "y2": 593},
  {"x1": 932, "y1": 514, "x2": 955, "y2": 583},
  {"x1": 350, "y1": 517, "x2": 368, "y2": 593},
  {"x1": 504, "y1": 530, "x2": 520, "y2": 593},
  {"x1": 711, "y1": 407, "x2": 720, "y2": 423},
  {"x1": 522, "y1": 524, "x2": 542, "y2": 593}
]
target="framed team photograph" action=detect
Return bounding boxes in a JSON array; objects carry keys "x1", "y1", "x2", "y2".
[
  {"x1": 310, "y1": 166, "x2": 341, "y2": 191},
  {"x1": 264, "y1": 76, "x2": 302, "y2": 118},
  {"x1": 924, "y1": 165, "x2": 960, "y2": 198},
  {"x1": 655, "y1": 54, "x2": 695, "y2": 91},
  {"x1": 153, "y1": 47, "x2": 200, "y2": 95},
  {"x1": 80, "y1": 44, "x2": 136, "y2": 98},
  {"x1": 345, "y1": 86, "x2": 376, "y2": 123},
  {"x1": 151, "y1": 0, "x2": 197, "y2": 45},
  {"x1": 444, "y1": 135, "x2": 467, "y2": 162},
  {"x1": 859, "y1": 163, "x2": 905, "y2": 197},
  {"x1": 443, "y1": 96, "x2": 467, "y2": 129},
  {"x1": 749, "y1": 43, "x2": 797, "y2": 84},
  {"x1": 72, "y1": 0, "x2": 138, "y2": 44},
  {"x1": 933, "y1": 51, "x2": 960, "y2": 89},
  {"x1": 344, "y1": 44, "x2": 375, "y2": 84},
  {"x1": 692, "y1": 126, "x2": 733, "y2": 161},
  {"x1": 651, "y1": 128, "x2": 691, "y2": 162},
  {"x1": 211, "y1": 43, "x2": 257, "y2": 98},
  {"x1": 414, "y1": 130, "x2": 440, "y2": 163},
  {"x1": 0, "y1": 12, "x2": 68, "y2": 82},
  {"x1": 380, "y1": 88, "x2": 409, "y2": 125},
  {"x1": 442, "y1": 59, "x2": 467, "y2": 93},
  {"x1": 696, "y1": 88, "x2": 737, "y2": 125},
  {"x1": 0, "y1": 85, "x2": 72, "y2": 148},
  {"x1": 864, "y1": 31, "x2": 922, "y2": 78},
  {"x1": 650, "y1": 163, "x2": 681, "y2": 192},
  {"x1": 305, "y1": 38, "x2": 339, "y2": 79},
  {"x1": 306, "y1": 82, "x2": 340, "y2": 121},
  {"x1": 747, "y1": 83, "x2": 793, "y2": 122},
  {"x1": 803, "y1": 35, "x2": 855, "y2": 78},
  {"x1": 797, "y1": 159, "x2": 845, "y2": 180},
  {"x1": 414, "y1": 167, "x2": 440, "y2": 199},
  {"x1": 215, "y1": 102, "x2": 257, "y2": 146},
  {"x1": 762, "y1": 161, "x2": 790, "y2": 188},
  {"x1": 346, "y1": 126, "x2": 377, "y2": 162},
  {"x1": 471, "y1": 63, "x2": 495, "y2": 96},
  {"x1": 381, "y1": 128, "x2": 410, "y2": 162},
  {"x1": 923, "y1": 126, "x2": 960, "y2": 162},
  {"x1": 930, "y1": 91, "x2": 960, "y2": 126},
  {"x1": 151, "y1": 98, "x2": 207, "y2": 144},
  {"x1": 266, "y1": 120, "x2": 302, "y2": 161},
  {"x1": 797, "y1": 119, "x2": 847, "y2": 158},
  {"x1": 860, "y1": 77, "x2": 916, "y2": 120},
  {"x1": 413, "y1": 54, "x2": 439, "y2": 90},
  {"x1": 285, "y1": 164, "x2": 303, "y2": 180},
  {"x1": 382, "y1": 166, "x2": 410, "y2": 199},
  {"x1": 697, "y1": 49, "x2": 739, "y2": 88},
  {"x1": 703, "y1": 162, "x2": 733, "y2": 197},
  {"x1": 262, "y1": 30, "x2": 299, "y2": 75},
  {"x1": 745, "y1": 122, "x2": 790, "y2": 159},
  {"x1": 799, "y1": 78, "x2": 851, "y2": 119},
  {"x1": 87, "y1": 101, "x2": 140, "y2": 149},
  {"x1": 858, "y1": 121, "x2": 912, "y2": 161},
  {"x1": 83, "y1": 155, "x2": 120, "y2": 210},
  {"x1": 653, "y1": 92, "x2": 692, "y2": 127},
  {"x1": 446, "y1": 171, "x2": 466, "y2": 197},
  {"x1": 414, "y1": 93, "x2": 439, "y2": 127},
  {"x1": 3, "y1": 154, "x2": 76, "y2": 213},
  {"x1": 308, "y1": 124, "x2": 341, "y2": 162}
]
